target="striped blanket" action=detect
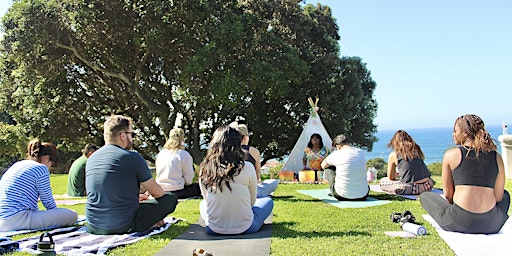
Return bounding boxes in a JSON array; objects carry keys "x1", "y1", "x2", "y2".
[{"x1": 15, "y1": 217, "x2": 181, "y2": 255}]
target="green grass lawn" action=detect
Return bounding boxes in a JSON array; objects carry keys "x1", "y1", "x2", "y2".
[{"x1": 8, "y1": 175, "x2": 512, "y2": 255}]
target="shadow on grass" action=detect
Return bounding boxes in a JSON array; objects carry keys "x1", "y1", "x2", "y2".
[
  {"x1": 271, "y1": 221, "x2": 371, "y2": 238},
  {"x1": 272, "y1": 195, "x2": 321, "y2": 203},
  {"x1": 369, "y1": 193, "x2": 410, "y2": 201},
  {"x1": 274, "y1": 192, "x2": 411, "y2": 202}
]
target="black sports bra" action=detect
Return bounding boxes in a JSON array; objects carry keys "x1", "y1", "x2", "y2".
[{"x1": 451, "y1": 146, "x2": 497, "y2": 188}]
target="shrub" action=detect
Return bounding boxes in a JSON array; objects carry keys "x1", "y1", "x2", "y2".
[
  {"x1": 269, "y1": 162, "x2": 283, "y2": 179},
  {"x1": 366, "y1": 158, "x2": 387, "y2": 178},
  {"x1": 427, "y1": 162, "x2": 442, "y2": 176}
]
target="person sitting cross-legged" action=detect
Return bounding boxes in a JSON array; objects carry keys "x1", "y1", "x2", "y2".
[
  {"x1": 85, "y1": 114, "x2": 178, "y2": 235},
  {"x1": 199, "y1": 125, "x2": 273, "y2": 235},
  {"x1": 229, "y1": 121, "x2": 278, "y2": 198},
  {"x1": 155, "y1": 128, "x2": 201, "y2": 199},
  {"x1": 321, "y1": 134, "x2": 369, "y2": 201},
  {"x1": 0, "y1": 139, "x2": 78, "y2": 231},
  {"x1": 379, "y1": 130, "x2": 434, "y2": 195},
  {"x1": 67, "y1": 143, "x2": 98, "y2": 197}
]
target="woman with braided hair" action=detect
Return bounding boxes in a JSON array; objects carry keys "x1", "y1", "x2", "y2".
[
  {"x1": 420, "y1": 114, "x2": 510, "y2": 234},
  {"x1": 0, "y1": 139, "x2": 78, "y2": 231}
]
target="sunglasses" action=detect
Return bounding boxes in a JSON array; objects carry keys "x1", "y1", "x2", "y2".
[{"x1": 120, "y1": 131, "x2": 136, "y2": 138}]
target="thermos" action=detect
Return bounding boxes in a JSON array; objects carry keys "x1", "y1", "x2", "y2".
[
  {"x1": 36, "y1": 232, "x2": 56, "y2": 256},
  {"x1": 401, "y1": 222, "x2": 427, "y2": 236}
]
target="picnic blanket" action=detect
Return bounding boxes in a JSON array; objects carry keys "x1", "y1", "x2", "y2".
[
  {"x1": 296, "y1": 189, "x2": 390, "y2": 208},
  {"x1": 0, "y1": 215, "x2": 87, "y2": 237},
  {"x1": 15, "y1": 216, "x2": 181, "y2": 255},
  {"x1": 422, "y1": 214, "x2": 512, "y2": 256},
  {"x1": 156, "y1": 215, "x2": 272, "y2": 256},
  {"x1": 369, "y1": 185, "x2": 444, "y2": 200}
]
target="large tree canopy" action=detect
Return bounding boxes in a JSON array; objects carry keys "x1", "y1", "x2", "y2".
[{"x1": 0, "y1": 0, "x2": 377, "y2": 165}]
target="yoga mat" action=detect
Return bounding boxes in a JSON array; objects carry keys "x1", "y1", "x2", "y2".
[
  {"x1": 155, "y1": 215, "x2": 272, "y2": 256},
  {"x1": 296, "y1": 189, "x2": 390, "y2": 208},
  {"x1": 423, "y1": 214, "x2": 512, "y2": 256},
  {"x1": 369, "y1": 185, "x2": 444, "y2": 200},
  {"x1": 0, "y1": 215, "x2": 86, "y2": 237}
]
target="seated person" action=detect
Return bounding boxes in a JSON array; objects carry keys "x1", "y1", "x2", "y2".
[
  {"x1": 303, "y1": 133, "x2": 330, "y2": 181},
  {"x1": 229, "y1": 121, "x2": 278, "y2": 197},
  {"x1": 86, "y1": 115, "x2": 178, "y2": 235},
  {"x1": 421, "y1": 114, "x2": 510, "y2": 234},
  {"x1": 199, "y1": 126, "x2": 273, "y2": 235},
  {"x1": 67, "y1": 143, "x2": 98, "y2": 197},
  {"x1": 0, "y1": 139, "x2": 78, "y2": 231},
  {"x1": 379, "y1": 130, "x2": 434, "y2": 195},
  {"x1": 155, "y1": 128, "x2": 201, "y2": 199},
  {"x1": 321, "y1": 134, "x2": 369, "y2": 201}
]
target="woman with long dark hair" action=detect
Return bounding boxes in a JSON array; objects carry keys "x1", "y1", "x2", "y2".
[{"x1": 199, "y1": 126, "x2": 273, "y2": 235}]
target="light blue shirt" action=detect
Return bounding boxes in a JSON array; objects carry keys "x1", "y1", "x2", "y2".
[{"x1": 0, "y1": 160, "x2": 56, "y2": 218}]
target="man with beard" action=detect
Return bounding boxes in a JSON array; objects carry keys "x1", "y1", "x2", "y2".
[{"x1": 85, "y1": 114, "x2": 177, "y2": 234}]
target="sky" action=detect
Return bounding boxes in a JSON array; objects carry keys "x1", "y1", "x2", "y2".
[{"x1": 1, "y1": 1, "x2": 511, "y2": 131}]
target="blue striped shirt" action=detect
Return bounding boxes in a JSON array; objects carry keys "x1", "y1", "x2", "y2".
[{"x1": 0, "y1": 160, "x2": 56, "y2": 218}]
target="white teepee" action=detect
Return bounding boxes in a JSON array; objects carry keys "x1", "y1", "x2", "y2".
[{"x1": 280, "y1": 98, "x2": 332, "y2": 174}]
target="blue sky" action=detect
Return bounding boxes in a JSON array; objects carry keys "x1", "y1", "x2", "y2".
[{"x1": 2, "y1": 1, "x2": 511, "y2": 131}]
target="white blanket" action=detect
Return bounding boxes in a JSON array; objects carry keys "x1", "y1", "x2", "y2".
[{"x1": 422, "y1": 214, "x2": 512, "y2": 256}]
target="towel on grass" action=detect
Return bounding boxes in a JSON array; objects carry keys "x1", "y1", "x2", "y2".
[
  {"x1": 53, "y1": 194, "x2": 86, "y2": 200},
  {"x1": 422, "y1": 214, "x2": 512, "y2": 256},
  {"x1": 296, "y1": 189, "x2": 390, "y2": 208},
  {"x1": 369, "y1": 185, "x2": 444, "y2": 200},
  {"x1": 156, "y1": 215, "x2": 272, "y2": 256},
  {"x1": 16, "y1": 216, "x2": 181, "y2": 255},
  {"x1": 55, "y1": 199, "x2": 87, "y2": 205},
  {"x1": 0, "y1": 215, "x2": 87, "y2": 237}
]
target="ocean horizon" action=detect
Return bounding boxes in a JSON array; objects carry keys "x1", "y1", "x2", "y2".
[{"x1": 365, "y1": 125, "x2": 503, "y2": 164}]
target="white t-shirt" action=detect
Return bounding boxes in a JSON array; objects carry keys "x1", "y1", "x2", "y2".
[
  {"x1": 155, "y1": 149, "x2": 194, "y2": 191},
  {"x1": 324, "y1": 146, "x2": 368, "y2": 199},
  {"x1": 200, "y1": 162, "x2": 257, "y2": 234}
]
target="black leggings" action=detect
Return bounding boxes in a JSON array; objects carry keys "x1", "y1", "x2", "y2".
[
  {"x1": 87, "y1": 192, "x2": 178, "y2": 234},
  {"x1": 420, "y1": 190, "x2": 510, "y2": 234}
]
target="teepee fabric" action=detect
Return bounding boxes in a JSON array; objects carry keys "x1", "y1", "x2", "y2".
[{"x1": 281, "y1": 106, "x2": 332, "y2": 174}]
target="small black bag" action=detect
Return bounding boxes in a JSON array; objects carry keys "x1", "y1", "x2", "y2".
[{"x1": 390, "y1": 210, "x2": 416, "y2": 224}]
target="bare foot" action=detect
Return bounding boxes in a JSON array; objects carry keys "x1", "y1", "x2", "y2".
[{"x1": 152, "y1": 220, "x2": 165, "y2": 228}]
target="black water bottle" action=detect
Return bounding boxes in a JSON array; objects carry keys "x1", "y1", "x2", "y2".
[{"x1": 36, "y1": 232, "x2": 56, "y2": 256}]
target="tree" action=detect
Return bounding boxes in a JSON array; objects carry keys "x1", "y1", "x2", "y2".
[
  {"x1": 321, "y1": 56, "x2": 378, "y2": 151},
  {"x1": 0, "y1": 0, "x2": 378, "y2": 165},
  {"x1": 0, "y1": 123, "x2": 27, "y2": 166}
]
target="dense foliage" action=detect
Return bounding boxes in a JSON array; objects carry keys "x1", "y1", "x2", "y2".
[{"x1": 0, "y1": 0, "x2": 377, "y2": 166}]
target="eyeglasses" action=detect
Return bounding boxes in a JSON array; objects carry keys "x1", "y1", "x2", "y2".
[{"x1": 120, "y1": 131, "x2": 136, "y2": 138}]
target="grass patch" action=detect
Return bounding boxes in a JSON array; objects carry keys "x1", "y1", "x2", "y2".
[{"x1": 8, "y1": 175, "x2": 512, "y2": 255}]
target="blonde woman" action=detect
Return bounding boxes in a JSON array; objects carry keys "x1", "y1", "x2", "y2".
[
  {"x1": 379, "y1": 130, "x2": 434, "y2": 195},
  {"x1": 156, "y1": 128, "x2": 201, "y2": 199},
  {"x1": 421, "y1": 114, "x2": 510, "y2": 234}
]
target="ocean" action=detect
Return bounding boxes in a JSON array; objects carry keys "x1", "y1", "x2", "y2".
[{"x1": 365, "y1": 125, "x2": 504, "y2": 164}]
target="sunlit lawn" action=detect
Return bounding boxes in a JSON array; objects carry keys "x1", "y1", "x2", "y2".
[{"x1": 7, "y1": 174, "x2": 512, "y2": 255}]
